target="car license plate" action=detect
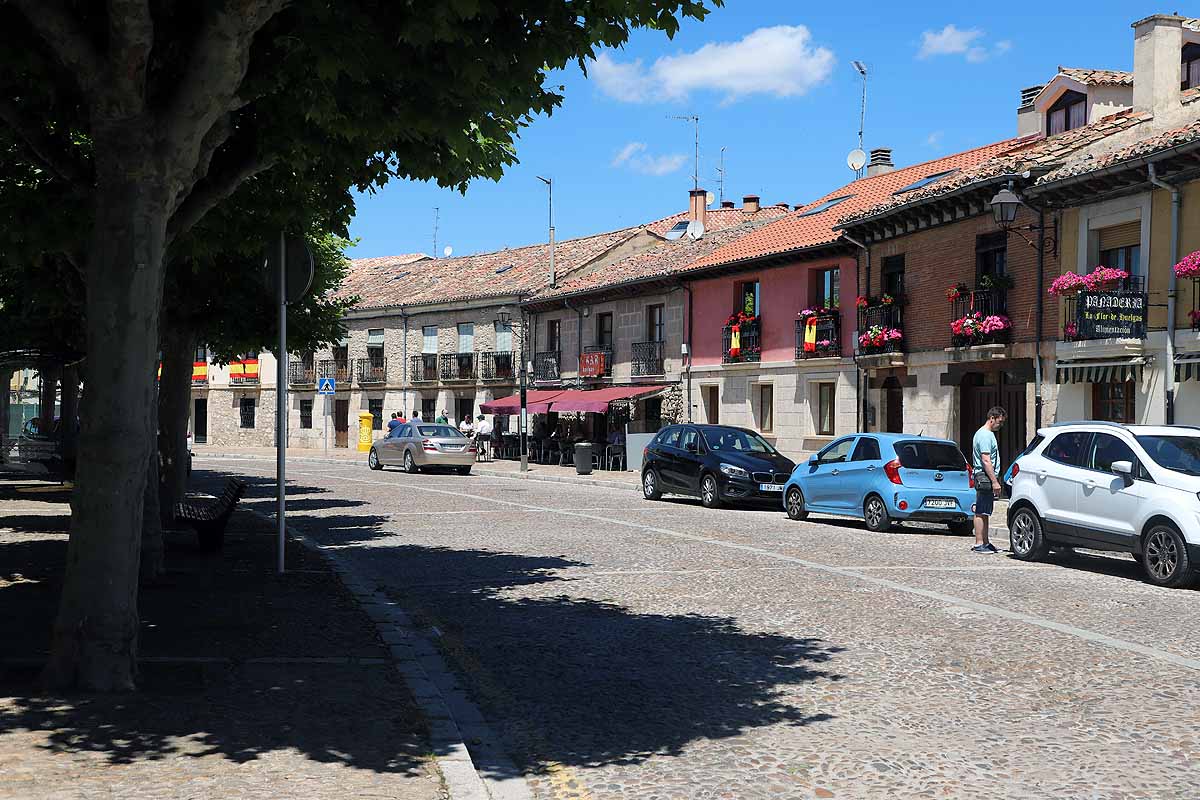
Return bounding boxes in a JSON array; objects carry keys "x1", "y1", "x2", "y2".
[
  {"x1": 759, "y1": 483, "x2": 784, "y2": 492},
  {"x1": 924, "y1": 498, "x2": 956, "y2": 509}
]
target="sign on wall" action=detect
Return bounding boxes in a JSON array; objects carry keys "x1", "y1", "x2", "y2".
[
  {"x1": 1076, "y1": 291, "x2": 1147, "y2": 340},
  {"x1": 579, "y1": 351, "x2": 607, "y2": 378}
]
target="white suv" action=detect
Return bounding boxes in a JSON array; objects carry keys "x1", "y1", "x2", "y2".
[{"x1": 1007, "y1": 422, "x2": 1200, "y2": 588}]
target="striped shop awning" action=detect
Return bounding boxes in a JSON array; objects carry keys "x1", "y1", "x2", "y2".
[
  {"x1": 1175, "y1": 354, "x2": 1200, "y2": 382},
  {"x1": 1055, "y1": 356, "x2": 1149, "y2": 384}
]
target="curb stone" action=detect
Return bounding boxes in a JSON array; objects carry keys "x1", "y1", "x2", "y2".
[{"x1": 244, "y1": 507, "x2": 533, "y2": 800}]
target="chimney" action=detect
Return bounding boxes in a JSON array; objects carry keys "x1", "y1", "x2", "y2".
[
  {"x1": 866, "y1": 148, "x2": 894, "y2": 177},
  {"x1": 688, "y1": 188, "x2": 707, "y2": 228},
  {"x1": 742, "y1": 194, "x2": 760, "y2": 213},
  {"x1": 1017, "y1": 85, "x2": 1044, "y2": 137},
  {"x1": 721, "y1": 200, "x2": 735, "y2": 209},
  {"x1": 1132, "y1": 14, "x2": 1184, "y2": 116}
]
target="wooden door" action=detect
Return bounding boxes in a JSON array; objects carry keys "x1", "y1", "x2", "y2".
[
  {"x1": 193, "y1": 398, "x2": 207, "y2": 444},
  {"x1": 960, "y1": 373, "x2": 1026, "y2": 475},
  {"x1": 334, "y1": 399, "x2": 349, "y2": 447},
  {"x1": 884, "y1": 380, "x2": 903, "y2": 433}
]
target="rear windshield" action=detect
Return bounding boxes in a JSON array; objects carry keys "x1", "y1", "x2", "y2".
[
  {"x1": 702, "y1": 428, "x2": 776, "y2": 455},
  {"x1": 1136, "y1": 435, "x2": 1200, "y2": 476},
  {"x1": 894, "y1": 440, "x2": 967, "y2": 470},
  {"x1": 417, "y1": 425, "x2": 465, "y2": 438}
]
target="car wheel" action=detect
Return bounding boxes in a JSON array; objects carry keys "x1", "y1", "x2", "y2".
[
  {"x1": 1142, "y1": 524, "x2": 1196, "y2": 588},
  {"x1": 785, "y1": 486, "x2": 808, "y2": 520},
  {"x1": 642, "y1": 468, "x2": 662, "y2": 500},
  {"x1": 456, "y1": 466, "x2": 472, "y2": 476},
  {"x1": 863, "y1": 495, "x2": 891, "y2": 532},
  {"x1": 368, "y1": 448, "x2": 383, "y2": 471},
  {"x1": 1008, "y1": 506, "x2": 1048, "y2": 561},
  {"x1": 948, "y1": 519, "x2": 973, "y2": 537},
  {"x1": 404, "y1": 451, "x2": 420, "y2": 474},
  {"x1": 700, "y1": 474, "x2": 723, "y2": 509}
]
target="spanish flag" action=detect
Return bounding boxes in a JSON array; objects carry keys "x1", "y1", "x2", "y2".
[
  {"x1": 192, "y1": 361, "x2": 208, "y2": 381},
  {"x1": 804, "y1": 317, "x2": 818, "y2": 352},
  {"x1": 729, "y1": 324, "x2": 741, "y2": 358}
]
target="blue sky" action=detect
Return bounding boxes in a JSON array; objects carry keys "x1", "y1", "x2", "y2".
[{"x1": 347, "y1": 2, "x2": 1165, "y2": 259}]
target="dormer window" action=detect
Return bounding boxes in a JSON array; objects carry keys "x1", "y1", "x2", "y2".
[
  {"x1": 1047, "y1": 90, "x2": 1087, "y2": 135},
  {"x1": 1182, "y1": 43, "x2": 1200, "y2": 90}
]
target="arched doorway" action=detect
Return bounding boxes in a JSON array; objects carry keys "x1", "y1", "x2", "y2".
[{"x1": 883, "y1": 377, "x2": 904, "y2": 433}]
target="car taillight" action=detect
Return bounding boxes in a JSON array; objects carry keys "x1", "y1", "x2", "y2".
[
  {"x1": 1011, "y1": 462, "x2": 1020, "y2": 479},
  {"x1": 968, "y1": 471, "x2": 975, "y2": 489},
  {"x1": 422, "y1": 439, "x2": 437, "y2": 452},
  {"x1": 643, "y1": 446, "x2": 649, "y2": 461},
  {"x1": 883, "y1": 459, "x2": 903, "y2": 485},
  {"x1": 468, "y1": 445, "x2": 477, "y2": 453}
]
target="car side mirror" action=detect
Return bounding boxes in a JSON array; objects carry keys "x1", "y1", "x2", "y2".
[
  {"x1": 808, "y1": 454, "x2": 818, "y2": 465},
  {"x1": 1111, "y1": 460, "x2": 1134, "y2": 483}
]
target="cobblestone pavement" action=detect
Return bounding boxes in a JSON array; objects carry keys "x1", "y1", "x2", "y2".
[
  {"x1": 0, "y1": 474, "x2": 444, "y2": 800},
  {"x1": 197, "y1": 455, "x2": 1200, "y2": 800}
]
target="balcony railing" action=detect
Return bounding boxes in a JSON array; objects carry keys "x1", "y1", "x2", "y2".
[
  {"x1": 440, "y1": 352, "x2": 477, "y2": 382},
  {"x1": 318, "y1": 359, "x2": 350, "y2": 383},
  {"x1": 857, "y1": 304, "x2": 904, "y2": 355},
  {"x1": 1192, "y1": 278, "x2": 1200, "y2": 331},
  {"x1": 721, "y1": 320, "x2": 761, "y2": 364},
  {"x1": 795, "y1": 312, "x2": 840, "y2": 359},
  {"x1": 355, "y1": 357, "x2": 386, "y2": 384},
  {"x1": 581, "y1": 345, "x2": 613, "y2": 378},
  {"x1": 480, "y1": 351, "x2": 516, "y2": 381},
  {"x1": 533, "y1": 351, "x2": 561, "y2": 383},
  {"x1": 410, "y1": 354, "x2": 438, "y2": 382},
  {"x1": 631, "y1": 340, "x2": 665, "y2": 376},
  {"x1": 288, "y1": 362, "x2": 316, "y2": 386},
  {"x1": 1063, "y1": 274, "x2": 1147, "y2": 341},
  {"x1": 951, "y1": 288, "x2": 1010, "y2": 347}
]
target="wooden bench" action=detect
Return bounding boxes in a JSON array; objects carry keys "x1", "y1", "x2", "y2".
[{"x1": 173, "y1": 478, "x2": 246, "y2": 551}]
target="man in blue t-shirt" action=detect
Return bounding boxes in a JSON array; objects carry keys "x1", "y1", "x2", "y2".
[{"x1": 971, "y1": 406, "x2": 1006, "y2": 554}]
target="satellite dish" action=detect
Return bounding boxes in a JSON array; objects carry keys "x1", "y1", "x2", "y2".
[
  {"x1": 847, "y1": 148, "x2": 867, "y2": 172},
  {"x1": 685, "y1": 219, "x2": 705, "y2": 240},
  {"x1": 705, "y1": 191, "x2": 715, "y2": 206},
  {"x1": 443, "y1": 245, "x2": 453, "y2": 257}
]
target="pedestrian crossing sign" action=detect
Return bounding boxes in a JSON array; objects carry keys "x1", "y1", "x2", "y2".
[{"x1": 317, "y1": 377, "x2": 336, "y2": 395}]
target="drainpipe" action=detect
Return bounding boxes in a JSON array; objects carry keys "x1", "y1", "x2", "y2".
[
  {"x1": 400, "y1": 306, "x2": 408, "y2": 418},
  {"x1": 843, "y1": 232, "x2": 870, "y2": 432},
  {"x1": 1149, "y1": 162, "x2": 1180, "y2": 425},
  {"x1": 683, "y1": 282, "x2": 693, "y2": 422},
  {"x1": 1034, "y1": 210, "x2": 1045, "y2": 430}
]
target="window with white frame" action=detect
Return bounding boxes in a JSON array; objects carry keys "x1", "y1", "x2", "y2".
[
  {"x1": 494, "y1": 320, "x2": 513, "y2": 352},
  {"x1": 758, "y1": 384, "x2": 774, "y2": 432},
  {"x1": 457, "y1": 323, "x2": 474, "y2": 353},
  {"x1": 422, "y1": 326, "x2": 437, "y2": 354},
  {"x1": 815, "y1": 382, "x2": 836, "y2": 436}
]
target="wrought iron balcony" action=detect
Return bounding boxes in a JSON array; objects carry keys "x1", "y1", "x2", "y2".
[
  {"x1": 721, "y1": 320, "x2": 761, "y2": 364},
  {"x1": 439, "y1": 352, "x2": 477, "y2": 382},
  {"x1": 410, "y1": 354, "x2": 438, "y2": 382},
  {"x1": 581, "y1": 345, "x2": 613, "y2": 378},
  {"x1": 631, "y1": 340, "x2": 665, "y2": 376},
  {"x1": 533, "y1": 351, "x2": 560, "y2": 383},
  {"x1": 318, "y1": 359, "x2": 350, "y2": 383},
  {"x1": 856, "y1": 304, "x2": 904, "y2": 355},
  {"x1": 480, "y1": 351, "x2": 516, "y2": 381},
  {"x1": 795, "y1": 312, "x2": 840, "y2": 359},
  {"x1": 1063, "y1": 274, "x2": 1147, "y2": 341},
  {"x1": 1191, "y1": 277, "x2": 1200, "y2": 331},
  {"x1": 288, "y1": 362, "x2": 316, "y2": 386},
  {"x1": 355, "y1": 357, "x2": 386, "y2": 384},
  {"x1": 950, "y1": 288, "x2": 1011, "y2": 347}
]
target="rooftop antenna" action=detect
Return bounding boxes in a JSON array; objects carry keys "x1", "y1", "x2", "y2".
[
  {"x1": 717, "y1": 146, "x2": 727, "y2": 204},
  {"x1": 850, "y1": 61, "x2": 869, "y2": 178},
  {"x1": 432, "y1": 207, "x2": 440, "y2": 259},
  {"x1": 670, "y1": 114, "x2": 700, "y2": 190}
]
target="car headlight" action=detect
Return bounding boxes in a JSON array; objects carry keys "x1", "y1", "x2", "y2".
[{"x1": 719, "y1": 463, "x2": 749, "y2": 479}]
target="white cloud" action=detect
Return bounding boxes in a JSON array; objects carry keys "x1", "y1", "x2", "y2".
[
  {"x1": 926, "y1": 131, "x2": 943, "y2": 147},
  {"x1": 918, "y1": 24, "x2": 1011, "y2": 62},
  {"x1": 611, "y1": 141, "x2": 687, "y2": 176},
  {"x1": 591, "y1": 25, "x2": 835, "y2": 105}
]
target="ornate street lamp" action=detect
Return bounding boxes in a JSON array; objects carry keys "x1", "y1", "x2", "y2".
[
  {"x1": 497, "y1": 305, "x2": 528, "y2": 472},
  {"x1": 989, "y1": 186, "x2": 1022, "y2": 228}
]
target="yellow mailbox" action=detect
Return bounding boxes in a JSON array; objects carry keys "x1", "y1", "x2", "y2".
[{"x1": 357, "y1": 411, "x2": 375, "y2": 452}]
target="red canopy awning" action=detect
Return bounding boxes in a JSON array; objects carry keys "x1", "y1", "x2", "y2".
[
  {"x1": 549, "y1": 386, "x2": 663, "y2": 414},
  {"x1": 480, "y1": 390, "x2": 566, "y2": 415}
]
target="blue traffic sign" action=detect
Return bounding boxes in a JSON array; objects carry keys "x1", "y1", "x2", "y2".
[{"x1": 317, "y1": 377, "x2": 336, "y2": 395}]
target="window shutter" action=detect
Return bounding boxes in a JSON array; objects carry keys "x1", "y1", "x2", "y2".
[
  {"x1": 367, "y1": 329, "x2": 385, "y2": 345},
  {"x1": 1098, "y1": 221, "x2": 1140, "y2": 251}
]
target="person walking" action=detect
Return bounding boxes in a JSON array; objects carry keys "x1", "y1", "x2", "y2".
[
  {"x1": 435, "y1": 409, "x2": 448, "y2": 424},
  {"x1": 475, "y1": 414, "x2": 493, "y2": 461},
  {"x1": 387, "y1": 412, "x2": 402, "y2": 432},
  {"x1": 411, "y1": 410, "x2": 422, "y2": 427},
  {"x1": 971, "y1": 406, "x2": 1006, "y2": 554}
]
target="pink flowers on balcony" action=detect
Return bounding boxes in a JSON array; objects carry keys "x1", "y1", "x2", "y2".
[
  {"x1": 1048, "y1": 272, "x2": 1089, "y2": 296},
  {"x1": 951, "y1": 312, "x2": 1011, "y2": 342},
  {"x1": 858, "y1": 325, "x2": 902, "y2": 351},
  {"x1": 1048, "y1": 265, "x2": 1130, "y2": 295},
  {"x1": 1174, "y1": 250, "x2": 1200, "y2": 279}
]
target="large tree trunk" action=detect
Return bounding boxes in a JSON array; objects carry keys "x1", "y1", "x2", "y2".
[
  {"x1": 38, "y1": 365, "x2": 58, "y2": 431},
  {"x1": 157, "y1": 315, "x2": 194, "y2": 525},
  {"x1": 43, "y1": 123, "x2": 171, "y2": 691},
  {"x1": 141, "y1": 436, "x2": 164, "y2": 584},
  {"x1": 0, "y1": 368, "x2": 11, "y2": 462},
  {"x1": 59, "y1": 365, "x2": 80, "y2": 476}
]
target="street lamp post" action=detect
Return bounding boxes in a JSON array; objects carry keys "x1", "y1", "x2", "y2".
[{"x1": 499, "y1": 306, "x2": 528, "y2": 472}]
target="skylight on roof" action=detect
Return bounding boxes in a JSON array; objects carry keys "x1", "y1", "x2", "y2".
[
  {"x1": 798, "y1": 195, "x2": 854, "y2": 217},
  {"x1": 495, "y1": 264, "x2": 514, "y2": 274},
  {"x1": 663, "y1": 221, "x2": 690, "y2": 240},
  {"x1": 893, "y1": 169, "x2": 958, "y2": 195},
  {"x1": 390, "y1": 272, "x2": 411, "y2": 281}
]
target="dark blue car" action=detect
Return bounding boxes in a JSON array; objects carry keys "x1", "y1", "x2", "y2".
[{"x1": 782, "y1": 433, "x2": 975, "y2": 533}]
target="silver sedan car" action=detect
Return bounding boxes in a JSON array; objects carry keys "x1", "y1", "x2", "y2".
[{"x1": 368, "y1": 422, "x2": 476, "y2": 474}]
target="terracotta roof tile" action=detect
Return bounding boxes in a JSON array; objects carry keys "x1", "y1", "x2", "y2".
[
  {"x1": 1057, "y1": 67, "x2": 1133, "y2": 86},
  {"x1": 1035, "y1": 116, "x2": 1200, "y2": 184},
  {"x1": 683, "y1": 139, "x2": 1023, "y2": 270}
]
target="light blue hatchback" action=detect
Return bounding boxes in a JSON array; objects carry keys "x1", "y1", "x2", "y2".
[{"x1": 782, "y1": 433, "x2": 976, "y2": 534}]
